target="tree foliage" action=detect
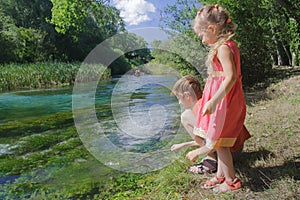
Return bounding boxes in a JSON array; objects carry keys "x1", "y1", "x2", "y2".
[
  {"x1": 150, "y1": 34, "x2": 206, "y2": 81},
  {"x1": 151, "y1": 2, "x2": 206, "y2": 78},
  {"x1": 0, "y1": 0, "x2": 53, "y2": 62},
  {"x1": 160, "y1": 0, "x2": 300, "y2": 86},
  {"x1": 108, "y1": 32, "x2": 152, "y2": 75},
  {"x1": 50, "y1": 0, "x2": 124, "y2": 40},
  {"x1": 0, "y1": 0, "x2": 127, "y2": 64}
]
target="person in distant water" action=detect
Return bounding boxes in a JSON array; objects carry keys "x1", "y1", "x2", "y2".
[
  {"x1": 185, "y1": 4, "x2": 251, "y2": 193},
  {"x1": 134, "y1": 69, "x2": 140, "y2": 76},
  {"x1": 171, "y1": 75, "x2": 251, "y2": 176}
]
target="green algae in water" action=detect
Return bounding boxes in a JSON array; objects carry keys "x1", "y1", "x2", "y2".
[{"x1": 0, "y1": 75, "x2": 181, "y2": 199}]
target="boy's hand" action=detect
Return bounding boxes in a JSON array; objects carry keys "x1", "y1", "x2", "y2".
[
  {"x1": 186, "y1": 149, "x2": 200, "y2": 162},
  {"x1": 171, "y1": 143, "x2": 184, "y2": 151},
  {"x1": 186, "y1": 146, "x2": 211, "y2": 162}
]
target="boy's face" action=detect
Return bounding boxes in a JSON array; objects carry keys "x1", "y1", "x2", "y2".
[{"x1": 177, "y1": 93, "x2": 194, "y2": 109}]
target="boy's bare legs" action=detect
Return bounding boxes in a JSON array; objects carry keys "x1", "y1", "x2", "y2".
[
  {"x1": 194, "y1": 136, "x2": 217, "y2": 161},
  {"x1": 180, "y1": 109, "x2": 217, "y2": 161},
  {"x1": 172, "y1": 108, "x2": 217, "y2": 173}
]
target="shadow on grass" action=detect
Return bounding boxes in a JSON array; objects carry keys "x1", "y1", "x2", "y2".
[{"x1": 235, "y1": 148, "x2": 300, "y2": 192}]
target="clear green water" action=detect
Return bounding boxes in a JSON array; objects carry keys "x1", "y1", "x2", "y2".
[
  {"x1": 0, "y1": 75, "x2": 180, "y2": 122},
  {"x1": 0, "y1": 75, "x2": 184, "y2": 198},
  {"x1": 0, "y1": 78, "x2": 114, "y2": 124},
  {"x1": 0, "y1": 74, "x2": 183, "y2": 158}
]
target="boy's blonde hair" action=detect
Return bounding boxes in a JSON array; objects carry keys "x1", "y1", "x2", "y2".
[
  {"x1": 193, "y1": 4, "x2": 237, "y2": 73},
  {"x1": 172, "y1": 75, "x2": 202, "y2": 100}
]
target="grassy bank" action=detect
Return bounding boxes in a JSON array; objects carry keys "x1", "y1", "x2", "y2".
[
  {"x1": 95, "y1": 72, "x2": 300, "y2": 199},
  {"x1": 0, "y1": 62, "x2": 111, "y2": 92},
  {"x1": 134, "y1": 74, "x2": 299, "y2": 199}
]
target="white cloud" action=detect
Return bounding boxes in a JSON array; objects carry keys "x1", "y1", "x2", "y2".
[{"x1": 113, "y1": 0, "x2": 156, "y2": 26}]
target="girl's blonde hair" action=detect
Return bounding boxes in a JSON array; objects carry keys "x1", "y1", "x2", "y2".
[{"x1": 193, "y1": 4, "x2": 237, "y2": 73}]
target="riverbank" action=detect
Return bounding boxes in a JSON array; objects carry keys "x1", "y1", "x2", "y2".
[
  {"x1": 101, "y1": 74, "x2": 299, "y2": 199},
  {"x1": 139, "y1": 74, "x2": 299, "y2": 199},
  {"x1": 0, "y1": 62, "x2": 111, "y2": 92}
]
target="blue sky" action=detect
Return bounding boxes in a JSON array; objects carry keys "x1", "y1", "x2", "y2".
[
  {"x1": 111, "y1": 0, "x2": 175, "y2": 29},
  {"x1": 111, "y1": 0, "x2": 199, "y2": 43}
]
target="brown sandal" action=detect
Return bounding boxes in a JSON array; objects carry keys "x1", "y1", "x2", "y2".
[
  {"x1": 189, "y1": 159, "x2": 217, "y2": 174},
  {"x1": 202, "y1": 175, "x2": 225, "y2": 189},
  {"x1": 213, "y1": 178, "x2": 242, "y2": 194}
]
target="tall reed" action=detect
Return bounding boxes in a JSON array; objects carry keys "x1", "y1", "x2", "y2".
[{"x1": 0, "y1": 62, "x2": 111, "y2": 92}]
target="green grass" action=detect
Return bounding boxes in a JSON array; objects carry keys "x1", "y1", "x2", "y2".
[{"x1": 0, "y1": 62, "x2": 111, "y2": 92}]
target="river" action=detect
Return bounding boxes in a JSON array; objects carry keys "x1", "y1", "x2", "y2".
[{"x1": 0, "y1": 74, "x2": 186, "y2": 176}]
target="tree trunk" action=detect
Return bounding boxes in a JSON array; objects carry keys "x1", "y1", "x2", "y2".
[
  {"x1": 282, "y1": 42, "x2": 292, "y2": 65},
  {"x1": 273, "y1": 27, "x2": 283, "y2": 65},
  {"x1": 291, "y1": 52, "x2": 298, "y2": 67}
]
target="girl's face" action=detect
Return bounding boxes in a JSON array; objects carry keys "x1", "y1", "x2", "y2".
[
  {"x1": 194, "y1": 25, "x2": 218, "y2": 45},
  {"x1": 193, "y1": 15, "x2": 219, "y2": 45}
]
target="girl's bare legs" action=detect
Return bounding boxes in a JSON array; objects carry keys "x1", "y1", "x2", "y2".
[
  {"x1": 212, "y1": 147, "x2": 243, "y2": 193},
  {"x1": 216, "y1": 147, "x2": 235, "y2": 181},
  {"x1": 202, "y1": 147, "x2": 230, "y2": 188}
]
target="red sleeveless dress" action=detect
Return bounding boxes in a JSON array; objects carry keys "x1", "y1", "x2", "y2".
[{"x1": 194, "y1": 40, "x2": 247, "y2": 149}]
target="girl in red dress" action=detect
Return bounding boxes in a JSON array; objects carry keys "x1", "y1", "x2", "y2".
[{"x1": 186, "y1": 4, "x2": 246, "y2": 193}]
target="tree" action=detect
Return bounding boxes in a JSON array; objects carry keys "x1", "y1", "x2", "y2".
[
  {"x1": 0, "y1": 0, "x2": 126, "y2": 63},
  {"x1": 218, "y1": 0, "x2": 274, "y2": 84},
  {"x1": 0, "y1": 0, "x2": 53, "y2": 62},
  {"x1": 0, "y1": 9, "x2": 18, "y2": 63},
  {"x1": 109, "y1": 32, "x2": 152, "y2": 75},
  {"x1": 50, "y1": 0, "x2": 124, "y2": 40},
  {"x1": 49, "y1": 0, "x2": 125, "y2": 61},
  {"x1": 275, "y1": 0, "x2": 300, "y2": 66},
  {"x1": 276, "y1": 0, "x2": 300, "y2": 25},
  {"x1": 155, "y1": 0, "x2": 207, "y2": 77},
  {"x1": 161, "y1": 0, "x2": 200, "y2": 33},
  {"x1": 149, "y1": 33, "x2": 206, "y2": 79}
]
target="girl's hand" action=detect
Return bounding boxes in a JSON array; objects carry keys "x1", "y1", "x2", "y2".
[
  {"x1": 186, "y1": 149, "x2": 200, "y2": 162},
  {"x1": 202, "y1": 100, "x2": 216, "y2": 116}
]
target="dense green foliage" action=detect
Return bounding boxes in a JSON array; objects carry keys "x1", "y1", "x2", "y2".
[
  {"x1": 158, "y1": 0, "x2": 300, "y2": 86},
  {"x1": 109, "y1": 32, "x2": 153, "y2": 74},
  {"x1": 150, "y1": 34, "x2": 206, "y2": 86},
  {"x1": 0, "y1": 0, "x2": 124, "y2": 62},
  {"x1": 0, "y1": 0, "x2": 154, "y2": 89}
]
